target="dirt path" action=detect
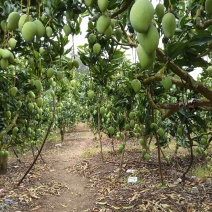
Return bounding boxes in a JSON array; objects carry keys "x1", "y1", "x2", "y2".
[
  {"x1": 34, "y1": 123, "x2": 97, "y2": 212},
  {"x1": 1, "y1": 122, "x2": 102, "y2": 212}
]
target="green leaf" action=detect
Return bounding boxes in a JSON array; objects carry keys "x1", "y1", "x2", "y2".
[
  {"x1": 189, "y1": 35, "x2": 212, "y2": 46},
  {"x1": 159, "y1": 184, "x2": 168, "y2": 189},
  {"x1": 166, "y1": 42, "x2": 187, "y2": 59}
]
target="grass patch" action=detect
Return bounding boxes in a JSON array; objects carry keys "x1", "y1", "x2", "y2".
[
  {"x1": 81, "y1": 146, "x2": 99, "y2": 158},
  {"x1": 46, "y1": 131, "x2": 60, "y2": 143},
  {"x1": 192, "y1": 164, "x2": 212, "y2": 179},
  {"x1": 82, "y1": 145, "x2": 113, "y2": 158}
]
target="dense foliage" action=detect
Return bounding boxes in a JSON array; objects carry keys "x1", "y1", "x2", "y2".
[{"x1": 0, "y1": 0, "x2": 211, "y2": 183}]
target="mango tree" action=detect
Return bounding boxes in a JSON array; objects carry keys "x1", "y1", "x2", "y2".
[
  {"x1": 0, "y1": 0, "x2": 81, "y2": 179},
  {"x1": 79, "y1": 0, "x2": 212, "y2": 185}
]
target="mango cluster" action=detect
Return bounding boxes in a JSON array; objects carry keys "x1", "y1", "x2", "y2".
[
  {"x1": 130, "y1": 1, "x2": 177, "y2": 70},
  {"x1": 4, "y1": 12, "x2": 52, "y2": 43},
  {"x1": 85, "y1": 0, "x2": 124, "y2": 56},
  {"x1": 86, "y1": 0, "x2": 122, "y2": 55},
  {"x1": 130, "y1": 0, "x2": 157, "y2": 69},
  {"x1": 0, "y1": 48, "x2": 14, "y2": 69}
]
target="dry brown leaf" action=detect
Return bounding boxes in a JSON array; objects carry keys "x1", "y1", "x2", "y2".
[
  {"x1": 129, "y1": 192, "x2": 140, "y2": 203},
  {"x1": 187, "y1": 203, "x2": 194, "y2": 212},
  {"x1": 31, "y1": 205, "x2": 42, "y2": 211}
]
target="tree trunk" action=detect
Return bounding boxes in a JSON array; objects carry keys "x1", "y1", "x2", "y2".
[
  {"x1": 60, "y1": 126, "x2": 65, "y2": 143},
  {"x1": 118, "y1": 130, "x2": 126, "y2": 178},
  {"x1": 155, "y1": 132, "x2": 164, "y2": 186},
  {"x1": 0, "y1": 155, "x2": 8, "y2": 174},
  {"x1": 98, "y1": 108, "x2": 104, "y2": 161}
]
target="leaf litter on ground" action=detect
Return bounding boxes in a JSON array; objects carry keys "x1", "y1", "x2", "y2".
[{"x1": 0, "y1": 125, "x2": 212, "y2": 212}]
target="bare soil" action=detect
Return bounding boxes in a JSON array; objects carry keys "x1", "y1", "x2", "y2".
[{"x1": 0, "y1": 123, "x2": 212, "y2": 212}]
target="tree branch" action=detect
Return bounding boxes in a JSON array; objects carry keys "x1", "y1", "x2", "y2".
[
  {"x1": 146, "y1": 87, "x2": 159, "y2": 110},
  {"x1": 158, "y1": 99, "x2": 212, "y2": 120},
  {"x1": 118, "y1": 22, "x2": 137, "y2": 47},
  {"x1": 156, "y1": 48, "x2": 212, "y2": 102},
  {"x1": 17, "y1": 95, "x2": 56, "y2": 186},
  {"x1": 158, "y1": 99, "x2": 212, "y2": 109},
  {"x1": 111, "y1": 36, "x2": 137, "y2": 47},
  {"x1": 0, "y1": 114, "x2": 19, "y2": 139},
  {"x1": 111, "y1": 0, "x2": 134, "y2": 19},
  {"x1": 196, "y1": 18, "x2": 212, "y2": 29},
  {"x1": 143, "y1": 73, "x2": 163, "y2": 84}
]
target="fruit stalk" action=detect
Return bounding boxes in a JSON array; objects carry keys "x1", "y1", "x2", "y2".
[{"x1": 27, "y1": 0, "x2": 31, "y2": 16}]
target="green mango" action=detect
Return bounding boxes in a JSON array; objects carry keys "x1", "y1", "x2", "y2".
[
  {"x1": 104, "y1": 26, "x2": 112, "y2": 38},
  {"x1": 115, "y1": 28, "x2": 122, "y2": 41},
  {"x1": 47, "y1": 68, "x2": 54, "y2": 78},
  {"x1": 63, "y1": 24, "x2": 71, "y2": 36},
  {"x1": 205, "y1": 0, "x2": 212, "y2": 16},
  {"x1": 108, "y1": 126, "x2": 114, "y2": 135},
  {"x1": 207, "y1": 66, "x2": 212, "y2": 77},
  {"x1": 1, "y1": 58, "x2": 8, "y2": 69},
  {"x1": 56, "y1": 71, "x2": 63, "y2": 80},
  {"x1": 73, "y1": 59, "x2": 79, "y2": 68},
  {"x1": 131, "y1": 79, "x2": 141, "y2": 93},
  {"x1": 161, "y1": 77, "x2": 172, "y2": 90},
  {"x1": 144, "y1": 153, "x2": 150, "y2": 160},
  {"x1": 137, "y1": 44, "x2": 155, "y2": 70},
  {"x1": 162, "y1": 13, "x2": 176, "y2": 38},
  {"x1": 46, "y1": 26, "x2": 53, "y2": 37},
  {"x1": 97, "y1": 0, "x2": 108, "y2": 12},
  {"x1": 7, "y1": 12, "x2": 20, "y2": 31},
  {"x1": 36, "y1": 97, "x2": 43, "y2": 107},
  {"x1": 96, "y1": 15, "x2": 111, "y2": 34},
  {"x1": 84, "y1": 0, "x2": 93, "y2": 7},
  {"x1": 88, "y1": 90, "x2": 94, "y2": 99},
  {"x1": 157, "y1": 128, "x2": 165, "y2": 137},
  {"x1": 34, "y1": 20, "x2": 45, "y2": 38},
  {"x1": 8, "y1": 38, "x2": 17, "y2": 50},
  {"x1": 10, "y1": 86, "x2": 18, "y2": 96},
  {"x1": 155, "y1": 3, "x2": 164, "y2": 20},
  {"x1": 12, "y1": 127, "x2": 19, "y2": 134},
  {"x1": 150, "y1": 122, "x2": 158, "y2": 130},
  {"x1": 34, "y1": 80, "x2": 42, "y2": 90},
  {"x1": 18, "y1": 14, "x2": 31, "y2": 30},
  {"x1": 22, "y1": 22, "x2": 37, "y2": 42},
  {"x1": 1, "y1": 20, "x2": 7, "y2": 33},
  {"x1": 130, "y1": 0, "x2": 154, "y2": 33},
  {"x1": 1, "y1": 49, "x2": 11, "y2": 59},
  {"x1": 88, "y1": 33, "x2": 96, "y2": 44},
  {"x1": 137, "y1": 24, "x2": 159, "y2": 54},
  {"x1": 93, "y1": 43, "x2": 101, "y2": 54},
  {"x1": 28, "y1": 91, "x2": 35, "y2": 99},
  {"x1": 129, "y1": 112, "x2": 135, "y2": 120},
  {"x1": 100, "y1": 106, "x2": 105, "y2": 115}
]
